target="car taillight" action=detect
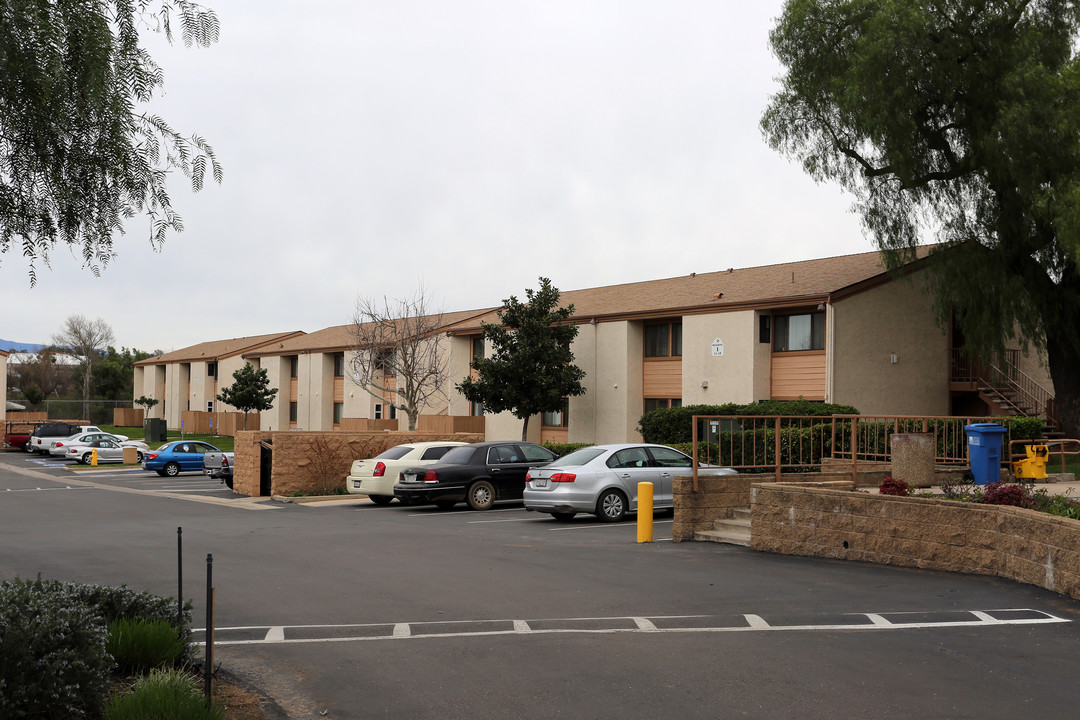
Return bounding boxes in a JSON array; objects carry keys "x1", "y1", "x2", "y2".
[
  {"x1": 222, "y1": 456, "x2": 229, "y2": 467},
  {"x1": 55, "y1": 442, "x2": 64, "y2": 448},
  {"x1": 550, "y1": 473, "x2": 576, "y2": 483},
  {"x1": 373, "y1": 461, "x2": 385, "y2": 477},
  {"x1": 148, "y1": 453, "x2": 159, "y2": 460},
  {"x1": 423, "y1": 469, "x2": 438, "y2": 483}
]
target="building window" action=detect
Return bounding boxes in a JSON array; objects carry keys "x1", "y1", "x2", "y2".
[
  {"x1": 206, "y1": 401, "x2": 214, "y2": 413},
  {"x1": 289, "y1": 402, "x2": 298, "y2": 422},
  {"x1": 207, "y1": 362, "x2": 216, "y2": 377},
  {"x1": 773, "y1": 311, "x2": 825, "y2": 352},
  {"x1": 333, "y1": 403, "x2": 343, "y2": 423},
  {"x1": 542, "y1": 399, "x2": 569, "y2": 428},
  {"x1": 644, "y1": 398, "x2": 682, "y2": 413},
  {"x1": 645, "y1": 321, "x2": 682, "y2": 358},
  {"x1": 472, "y1": 336, "x2": 484, "y2": 364},
  {"x1": 289, "y1": 356, "x2": 298, "y2": 378},
  {"x1": 333, "y1": 353, "x2": 345, "y2": 377}
]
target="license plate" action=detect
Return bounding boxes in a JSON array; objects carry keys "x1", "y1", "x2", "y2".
[
  {"x1": 353, "y1": 480, "x2": 361, "y2": 488},
  {"x1": 533, "y1": 478, "x2": 548, "y2": 488},
  {"x1": 403, "y1": 473, "x2": 418, "y2": 483}
]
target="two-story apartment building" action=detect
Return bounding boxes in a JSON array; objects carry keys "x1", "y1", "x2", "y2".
[
  {"x1": 133, "y1": 331, "x2": 304, "y2": 429},
  {"x1": 132, "y1": 248, "x2": 1056, "y2": 442}
]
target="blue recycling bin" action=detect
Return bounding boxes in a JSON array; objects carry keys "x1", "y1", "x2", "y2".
[{"x1": 965, "y1": 423, "x2": 1008, "y2": 485}]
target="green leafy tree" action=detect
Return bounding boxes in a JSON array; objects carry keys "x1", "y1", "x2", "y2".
[
  {"x1": 92, "y1": 347, "x2": 154, "y2": 401},
  {"x1": 457, "y1": 277, "x2": 586, "y2": 441},
  {"x1": 762, "y1": 0, "x2": 1080, "y2": 435},
  {"x1": 216, "y1": 363, "x2": 278, "y2": 430},
  {"x1": 134, "y1": 395, "x2": 160, "y2": 412},
  {"x1": 0, "y1": 1, "x2": 223, "y2": 285}
]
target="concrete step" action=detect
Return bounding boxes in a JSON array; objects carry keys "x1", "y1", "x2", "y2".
[{"x1": 695, "y1": 527, "x2": 751, "y2": 546}]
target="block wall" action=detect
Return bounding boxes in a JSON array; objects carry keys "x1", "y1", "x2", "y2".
[{"x1": 750, "y1": 483, "x2": 1080, "y2": 601}]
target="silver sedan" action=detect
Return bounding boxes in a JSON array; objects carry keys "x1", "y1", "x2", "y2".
[{"x1": 523, "y1": 443, "x2": 736, "y2": 522}]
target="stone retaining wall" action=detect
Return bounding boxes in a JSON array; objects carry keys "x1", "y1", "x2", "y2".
[
  {"x1": 232, "y1": 431, "x2": 483, "y2": 497},
  {"x1": 750, "y1": 482, "x2": 1080, "y2": 601},
  {"x1": 672, "y1": 473, "x2": 856, "y2": 542}
]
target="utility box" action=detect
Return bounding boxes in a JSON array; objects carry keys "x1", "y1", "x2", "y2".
[
  {"x1": 965, "y1": 423, "x2": 1009, "y2": 485},
  {"x1": 122, "y1": 446, "x2": 138, "y2": 465},
  {"x1": 144, "y1": 418, "x2": 167, "y2": 443},
  {"x1": 1012, "y1": 444, "x2": 1049, "y2": 481}
]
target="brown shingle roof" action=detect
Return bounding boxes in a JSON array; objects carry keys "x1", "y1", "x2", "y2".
[
  {"x1": 134, "y1": 331, "x2": 305, "y2": 366},
  {"x1": 445, "y1": 247, "x2": 931, "y2": 333},
  {"x1": 243, "y1": 308, "x2": 495, "y2": 357}
]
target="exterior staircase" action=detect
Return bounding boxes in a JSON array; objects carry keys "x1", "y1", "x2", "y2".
[
  {"x1": 953, "y1": 350, "x2": 1059, "y2": 435},
  {"x1": 694, "y1": 507, "x2": 751, "y2": 546}
]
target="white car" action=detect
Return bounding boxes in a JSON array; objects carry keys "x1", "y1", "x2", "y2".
[
  {"x1": 63, "y1": 438, "x2": 143, "y2": 465},
  {"x1": 49, "y1": 431, "x2": 143, "y2": 459},
  {"x1": 347, "y1": 441, "x2": 469, "y2": 504}
]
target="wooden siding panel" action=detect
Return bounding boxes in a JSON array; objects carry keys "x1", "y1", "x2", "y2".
[
  {"x1": 771, "y1": 351, "x2": 825, "y2": 400},
  {"x1": 333, "y1": 377, "x2": 344, "y2": 403},
  {"x1": 290, "y1": 378, "x2": 298, "y2": 402},
  {"x1": 643, "y1": 359, "x2": 682, "y2": 397}
]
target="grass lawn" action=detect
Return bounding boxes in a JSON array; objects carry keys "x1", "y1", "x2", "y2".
[{"x1": 101, "y1": 426, "x2": 235, "y2": 452}]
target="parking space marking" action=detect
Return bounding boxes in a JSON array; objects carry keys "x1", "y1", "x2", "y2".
[
  {"x1": 2, "y1": 486, "x2": 95, "y2": 493},
  {"x1": 547, "y1": 519, "x2": 673, "y2": 531},
  {"x1": 196, "y1": 608, "x2": 1070, "y2": 647}
]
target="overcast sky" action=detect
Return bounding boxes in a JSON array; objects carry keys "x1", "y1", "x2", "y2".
[{"x1": 2, "y1": 0, "x2": 870, "y2": 354}]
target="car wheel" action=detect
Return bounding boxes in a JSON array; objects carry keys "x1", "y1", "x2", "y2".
[
  {"x1": 550, "y1": 511, "x2": 576, "y2": 522},
  {"x1": 596, "y1": 489, "x2": 628, "y2": 522},
  {"x1": 81, "y1": 452, "x2": 92, "y2": 465},
  {"x1": 224, "y1": 476, "x2": 234, "y2": 490},
  {"x1": 466, "y1": 480, "x2": 496, "y2": 511},
  {"x1": 136, "y1": 452, "x2": 144, "y2": 464},
  {"x1": 369, "y1": 495, "x2": 393, "y2": 506},
  {"x1": 435, "y1": 500, "x2": 457, "y2": 510},
  {"x1": 164, "y1": 462, "x2": 180, "y2": 477}
]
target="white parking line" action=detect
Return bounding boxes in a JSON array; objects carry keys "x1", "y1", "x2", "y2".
[
  {"x1": 547, "y1": 519, "x2": 673, "y2": 531},
  {"x1": 196, "y1": 608, "x2": 1071, "y2": 647}
]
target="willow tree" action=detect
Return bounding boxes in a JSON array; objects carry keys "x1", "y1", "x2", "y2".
[
  {"x1": 762, "y1": 0, "x2": 1080, "y2": 434},
  {"x1": 0, "y1": 1, "x2": 223, "y2": 284}
]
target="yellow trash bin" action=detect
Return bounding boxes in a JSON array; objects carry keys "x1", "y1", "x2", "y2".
[{"x1": 1012, "y1": 444, "x2": 1049, "y2": 481}]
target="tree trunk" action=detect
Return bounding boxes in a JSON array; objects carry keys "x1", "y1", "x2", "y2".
[
  {"x1": 406, "y1": 407, "x2": 418, "y2": 432},
  {"x1": 520, "y1": 415, "x2": 530, "y2": 442}
]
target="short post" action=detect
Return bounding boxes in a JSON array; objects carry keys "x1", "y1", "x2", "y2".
[
  {"x1": 637, "y1": 482, "x2": 654, "y2": 543},
  {"x1": 177, "y1": 527, "x2": 183, "y2": 629},
  {"x1": 91, "y1": 448, "x2": 98, "y2": 466},
  {"x1": 204, "y1": 554, "x2": 214, "y2": 705}
]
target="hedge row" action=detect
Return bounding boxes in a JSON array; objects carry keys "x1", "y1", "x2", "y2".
[{"x1": 638, "y1": 401, "x2": 860, "y2": 444}]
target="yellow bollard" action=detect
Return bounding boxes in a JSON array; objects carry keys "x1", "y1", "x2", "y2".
[
  {"x1": 91, "y1": 448, "x2": 98, "y2": 466},
  {"x1": 637, "y1": 481, "x2": 654, "y2": 543}
]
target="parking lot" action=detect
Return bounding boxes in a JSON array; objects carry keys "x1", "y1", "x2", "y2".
[{"x1": 3, "y1": 449, "x2": 1080, "y2": 718}]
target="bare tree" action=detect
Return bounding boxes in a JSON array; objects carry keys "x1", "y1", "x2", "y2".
[
  {"x1": 52, "y1": 315, "x2": 114, "y2": 421},
  {"x1": 348, "y1": 286, "x2": 449, "y2": 431}
]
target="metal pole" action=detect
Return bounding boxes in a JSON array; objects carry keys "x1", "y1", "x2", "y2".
[
  {"x1": 204, "y1": 554, "x2": 214, "y2": 704},
  {"x1": 177, "y1": 527, "x2": 183, "y2": 629}
]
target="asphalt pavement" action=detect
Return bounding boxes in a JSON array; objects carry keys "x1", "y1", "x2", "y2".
[{"x1": 3, "y1": 450, "x2": 1080, "y2": 719}]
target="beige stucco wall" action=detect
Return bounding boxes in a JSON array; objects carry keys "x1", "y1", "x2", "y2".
[
  {"x1": 581, "y1": 320, "x2": 643, "y2": 443},
  {"x1": 260, "y1": 355, "x2": 291, "y2": 431},
  {"x1": 682, "y1": 310, "x2": 759, "y2": 406},
  {"x1": 831, "y1": 271, "x2": 949, "y2": 415},
  {"x1": 214, "y1": 356, "x2": 250, "y2": 412},
  {"x1": 186, "y1": 361, "x2": 217, "y2": 416}
]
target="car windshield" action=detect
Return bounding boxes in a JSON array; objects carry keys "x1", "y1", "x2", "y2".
[
  {"x1": 547, "y1": 447, "x2": 606, "y2": 467},
  {"x1": 437, "y1": 446, "x2": 476, "y2": 464},
  {"x1": 375, "y1": 446, "x2": 413, "y2": 461}
]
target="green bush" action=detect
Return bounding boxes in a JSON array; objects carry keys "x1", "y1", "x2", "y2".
[
  {"x1": 0, "y1": 578, "x2": 113, "y2": 719},
  {"x1": 638, "y1": 401, "x2": 860, "y2": 444},
  {"x1": 542, "y1": 442, "x2": 593, "y2": 457},
  {"x1": 104, "y1": 668, "x2": 224, "y2": 720},
  {"x1": 107, "y1": 618, "x2": 188, "y2": 674},
  {"x1": 26, "y1": 578, "x2": 191, "y2": 628}
]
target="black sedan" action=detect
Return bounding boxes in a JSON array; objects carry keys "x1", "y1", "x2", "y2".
[{"x1": 394, "y1": 441, "x2": 557, "y2": 511}]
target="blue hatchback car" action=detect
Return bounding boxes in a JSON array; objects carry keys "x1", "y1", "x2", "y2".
[{"x1": 142, "y1": 440, "x2": 222, "y2": 477}]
